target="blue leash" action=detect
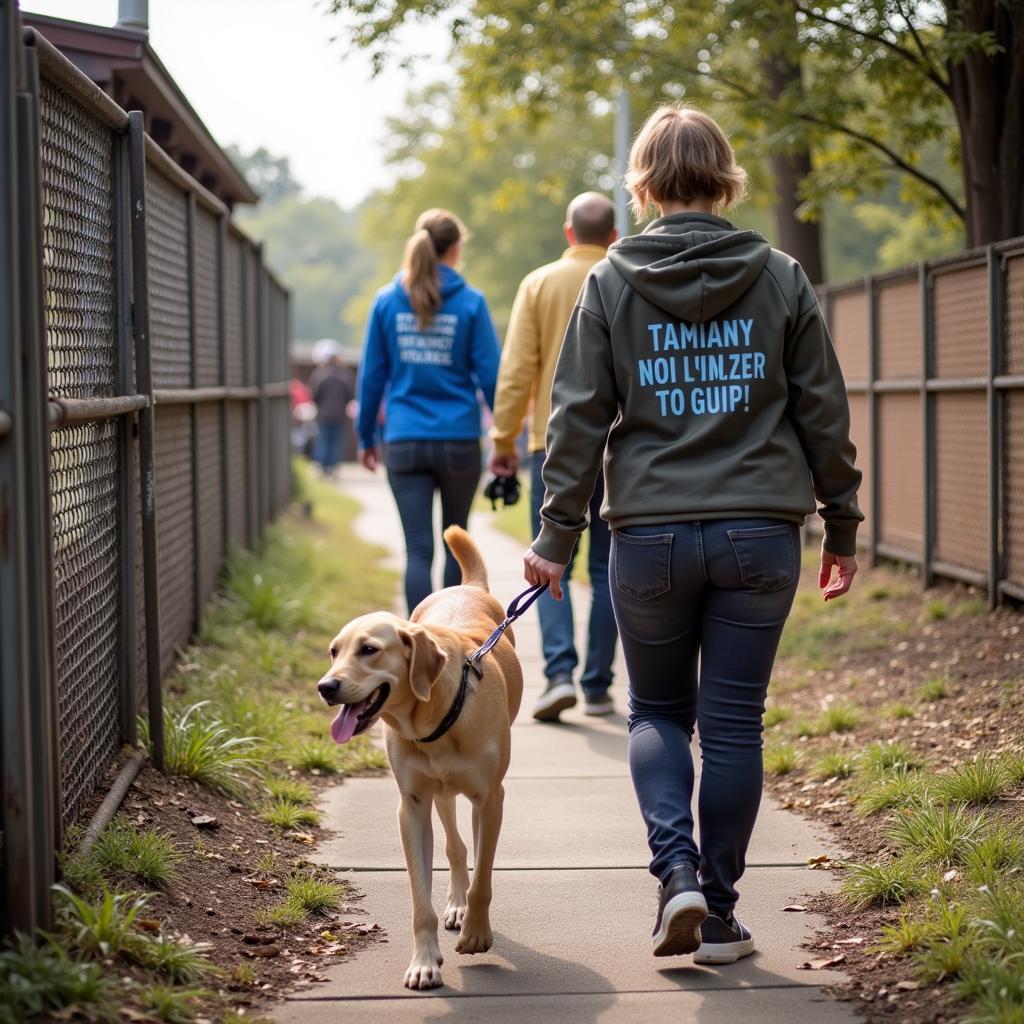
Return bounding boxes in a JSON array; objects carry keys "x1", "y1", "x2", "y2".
[{"x1": 416, "y1": 582, "x2": 549, "y2": 743}]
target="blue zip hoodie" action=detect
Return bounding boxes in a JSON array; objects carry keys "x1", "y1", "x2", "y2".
[{"x1": 357, "y1": 265, "x2": 500, "y2": 449}]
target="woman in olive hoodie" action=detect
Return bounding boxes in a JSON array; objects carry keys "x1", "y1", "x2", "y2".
[{"x1": 524, "y1": 105, "x2": 862, "y2": 963}]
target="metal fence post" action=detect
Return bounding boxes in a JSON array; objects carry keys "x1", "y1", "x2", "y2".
[
  {"x1": 987, "y1": 247, "x2": 1004, "y2": 609},
  {"x1": 256, "y1": 249, "x2": 268, "y2": 541},
  {"x1": 217, "y1": 215, "x2": 229, "y2": 560},
  {"x1": 128, "y1": 110, "x2": 164, "y2": 771},
  {"x1": 921, "y1": 262, "x2": 935, "y2": 589},
  {"x1": 113, "y1": 123, "x2": 137, "y2": 746},
  {"x1": 186, "y1": 192, "x2": 202, "y2": 633},
  {"x1": 867, "y1": 275, "x2": 880, "y2": 567}
]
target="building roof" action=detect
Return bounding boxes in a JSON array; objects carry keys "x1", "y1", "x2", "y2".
[{"x1": 24, "y1": 12, "x2": 258, "y2": 208}]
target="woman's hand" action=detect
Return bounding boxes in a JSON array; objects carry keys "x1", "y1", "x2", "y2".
[
  {"x1": 360, "y1": 447, "x2": 380, "y2": 473},
  {"x1": 524, "y1": 548, "x2": 567, "y2": 600},
  {"x1": 819, "y1": 543, "x2": 858, "y2": 601}
]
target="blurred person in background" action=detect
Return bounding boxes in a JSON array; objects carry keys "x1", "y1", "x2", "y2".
[
  {"x1": 357, "y1": 208, "x2": 500, "y2": 613},
  {"x1": 309, "y1": 339, "x2": 355, "y2": 476}
]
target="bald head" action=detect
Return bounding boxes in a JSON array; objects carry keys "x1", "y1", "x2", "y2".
[{"x1": 566, "y1": 192, "x2": 616, "y2": 246}]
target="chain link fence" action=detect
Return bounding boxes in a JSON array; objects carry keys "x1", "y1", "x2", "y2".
[
  {"x1": 815, "y1": 244, "x2": 1024, "y2": 608},
  {"x1": 1, "y1": 6, "x2": 292, "y2": 933}
]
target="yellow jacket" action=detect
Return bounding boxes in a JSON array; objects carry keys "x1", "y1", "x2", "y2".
[{"x1": 491, "y1": 244, "x2": 609, "y2": 455}]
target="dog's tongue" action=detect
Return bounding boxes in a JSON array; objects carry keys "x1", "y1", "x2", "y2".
[{"x1": 330, "y1": 699, "x2": 368, "y2": 744}]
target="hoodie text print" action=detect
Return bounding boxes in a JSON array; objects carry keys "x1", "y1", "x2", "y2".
[{"x1": 533, "y1": 212, "x2": 863, "y2": 564}]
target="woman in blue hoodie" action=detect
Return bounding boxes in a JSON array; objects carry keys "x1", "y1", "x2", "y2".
[{"x1": 357, "y1": 209, "x2": 500, "y2": 613}]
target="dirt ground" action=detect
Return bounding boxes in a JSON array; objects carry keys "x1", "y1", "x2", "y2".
[{"x1": 764, "y1": 557, "x2": 1023, "y2": 1024}]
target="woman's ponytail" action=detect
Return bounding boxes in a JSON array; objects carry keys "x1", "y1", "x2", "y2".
[{"x1": 401, "y1": 209, "x2": 468, "y2": 329}]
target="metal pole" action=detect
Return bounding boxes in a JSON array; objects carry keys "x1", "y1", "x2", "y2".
[
  {"x1": 921, "y1": 262, "x2": 935, "y2": 589},
  {"x1": 867, "y1": 276, "x2": 880, "y2": 568},
  {"x1": 987, "y1": 247, "x2": 1003, "y2": 609},
  {"x1": 186, "y1": 192, "x2": 202, "y2": 633},
  {"x1": 128, "y1": 110, "x2": 164, "y2": 771},
  {"x1": 18, "y1": 28, "x2": 59, "y2": 927},
  {"x1": 256, "y1": 248, "x2": 268, "y2": 540},
  {"x1": 613, "y1": 84, "x2": 630, "y2": 237},
  {"x1": 0, "y1": 0, "x2": 41, "y2": 935},
  {"x1": 217, "y1": 215, "x2": 229, "y2": 563},
  {"x1": 113, "y1": 125, "x2": 137, "y2": 746}
]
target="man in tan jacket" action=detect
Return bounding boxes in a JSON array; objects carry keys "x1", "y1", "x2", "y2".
[{"x1": 489, "y1": 192, "x2": 619, "y2": 721}]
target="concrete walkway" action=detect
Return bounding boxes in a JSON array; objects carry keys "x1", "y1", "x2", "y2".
[{"x1": 275, "y1": 471, "x2": 861, "y2": 1024}]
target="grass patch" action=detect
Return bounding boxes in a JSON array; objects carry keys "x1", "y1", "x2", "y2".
[
  {"x1": 882, "y1": 702, "x2": 915, "y2": 720},
  {"x1": 854, "y1": 766, "x2": 931, "y2": 815},
  {"x1": 918, "y1": 676, "x2": 950, "y2": 701},
  {"x1": 817, "y1": 702, "x2": 861, "y2": 734},
  {"x1": 763, "y1": 704, "x2": 792, "y2": 728},
  {"x1": 924, "y1": 599, "x2": 949, "y2": 622},
  {"x1": 999, "y1": 749, "x2": 1024, "y2": 785},
  {"x1": 141, "y1": 701, "x2": 262, "y2": 796},
  {"x1": 263, "y1": 775, "x2": 315, "y2": 805},
  {"x1": 886, "y1": 801, "x2": 987, "y2": 867},
  {"x1": 937, "y1": 754, "x2": 1012, "y2": 805},
  {"x1": 260, "y1": 797, "x2": 321, "y2": 831},
  {"x1": 89, "y1": 819, "x2": 183, "y2": 889},
  {"x1": 871, "y1": 910, "x2": 937, "y2": 954},
  {"x1": 138, "y1": 983, "x2": 208, "y2": 1023},
  {"x1": 814, "y1": 749, "x2": 857, "y2": 780},
  {"x1": 54, "y1": 885, "x2": 150, "y2": 960},
  {"x1": 858, "y1": 740, "x2": 927, "y2": 775},
  {"x1": 284, "y1": 875, "x2": 348, "y2": 915},
  {"x1": 252, "y1": 901, "x2": 307, "y2": 929},
  {"x1": 964, "y1": 825, "x2": 1024, "y2": 887},
  {"x1": 764, "y1": 742, "x2": 801, "y2": 776},
  {"x1": 839, "y1": 856, "x2": 932, "y2": 910}
]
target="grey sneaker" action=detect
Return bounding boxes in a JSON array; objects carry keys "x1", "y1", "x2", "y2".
[
  {"x1": 652, "y1": 865, "x2": 708, "y2": 956},
  {"x1": 693, "y1": 912, "x2": 754, "y2": 964},
  {"x1": 531, "y1": 673, "x2": 576, "y2": 721},
  {"x1": 583, "y1": 692, "x2": 614, "y2": 716}
]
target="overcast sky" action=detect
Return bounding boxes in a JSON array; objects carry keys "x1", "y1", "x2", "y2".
[{"x1": 21, "y1": 0, "x2": 450, "y2": 208}]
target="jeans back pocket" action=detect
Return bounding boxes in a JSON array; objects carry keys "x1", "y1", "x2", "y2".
[
  {"x1": 614, "y1": 531, "x2": 673, "y2": 601},
  {"x1": 727, "y1": 524, "x2": 797, "y2": 593}
]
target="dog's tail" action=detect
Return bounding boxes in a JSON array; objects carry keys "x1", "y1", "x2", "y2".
[{"x1": 443, "y1": 526, "x2": 489, "y2": 591}]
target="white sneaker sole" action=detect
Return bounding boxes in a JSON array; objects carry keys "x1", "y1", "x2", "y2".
[
  {"x1": 652, "y1": 891, "x2": 708, "y2": 957},
  {"x1": 532, "y1": 683, "x2": 577, "y2": 721},
  {"x1": 583, "y1": 702, "x2": 614, "y2": 717},
  {"x1": 693, "y1": 936, "x2": 755, "y2": 964}
]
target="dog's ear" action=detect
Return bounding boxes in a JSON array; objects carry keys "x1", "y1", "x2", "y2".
[{"x1": 398, "y1": 625, "x2": 448, "y2": 702}]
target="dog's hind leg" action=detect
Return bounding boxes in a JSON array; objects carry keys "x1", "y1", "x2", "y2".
[
  {"x1": 398, "y1": 792, "x2": 444, "y2": 989},
  {"x1": 436, "y1": 794, "x2": 469, "y2": 931},
  {"x1": 456, "y1": 784, "x2": 504, "y2": 955}
]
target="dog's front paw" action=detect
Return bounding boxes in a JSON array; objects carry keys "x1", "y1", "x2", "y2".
[
  {"x1": 443, "y1": 900, "x2": 467, "y2": 931},
  {"x1": 455, "y1": 916, "x2": 493, "y2": 955},
  {"x1": 404, "y1": 955, "x2": 444, "y2": 989}
]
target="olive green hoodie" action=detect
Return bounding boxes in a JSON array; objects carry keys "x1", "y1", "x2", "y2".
[{"x1": 534, "y1": 212, "x2": 863, "y2": 564}]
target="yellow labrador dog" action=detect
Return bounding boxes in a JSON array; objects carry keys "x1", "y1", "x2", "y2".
[{"x1": 317, "y1": 526, "x2": 523, "y2": 989}]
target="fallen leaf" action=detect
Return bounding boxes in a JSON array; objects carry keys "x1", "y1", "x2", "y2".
[
  {"x1": 136, "y1": 918, "x2": 162, "y2": 934},
  {"x1": 242, "y1": 876, "x2": 279, "y2": 890},
  {"x1": 895, "y1": 980, "x2": 921, "y2": 991},
  {"x1": 807, "y1": 854, "x2": 831, "y2": 865},
  {"x1": 798, "y1": 954, "x2": 846, "y2": 970},
  {"x1": 782, "y1": 905, "x2": 807, "y2": 913},
  {"x1": 286, "y1": 830, "x2": 316, "y2": 844},
  {"x1": 836, "y1": 937, "x2": 866, "y2": 946},
  {"x1": 190, "y1": 814, "x2": 219, "y2": 829},
  {"x1": 249, "y1": 943, "x2": 281, "y2": 958}
]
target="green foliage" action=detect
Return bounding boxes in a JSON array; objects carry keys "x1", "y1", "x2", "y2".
[
  {"x1": 885, "y1": 801, "x2": 986, "y2": 867},
  {"x1": 999, "y1": 749, "x2": 1024, "y2": 785},
  {"x1": 264, "y1": 776, "x2": 315, "y2": 805},
  {"x1": 224, "y1": 564, "x2": 302, "y2": 631},
  {"x1": 964, "y1": 826, "x2": 1024, "y2": 887},
  {"x1": 839, "y1": 856, "x2": 931, "y2": 910},
  {"x1": 859, "y1": 741, "x2": 926, "y2": 775},
  {"x1": 763, "y1": 742, "x2": 801, "y2": 776},
  {"x1": 252, "y1": 901, "x2": 307, "y2": 929},
  {"x1": 260, "y1": 797, "x2": 321, "y2": 831},
  {"x1": 137, "y1": 983, "x2": 208, "y2": 1023},
  {"x1": 882, "y1": 702, "x2": 915, "y2": 720},
  {"x1": 938, "y1": 755, "x2": 1011, "y2": 805},
  {"x1": 0, "y1": 934, "x2": 111, "y2": 1024},
  {"x1": 957, "y1": 959, "x2": 1024, "y2": 1022},
  {"x1": 90, "y1": 819, "x2": 183, "y2": 889},
  {"x1": 854, "y1": 766, "x2": 930, "y2": 815},
  {"x1": 871, "y1": 910, "x2": 936, "y2": 954},
  {"x1": 918, "y1": 676, "x2": 949, "y2": 701},
  {"x1": 54, "y1": 885, "x2": 150, "y2": 959},
  {"x1": 763, "y1": 704, "x2": 792, "y2": 728},
  {"x1": 813, "y1": 749, "x2": 857, "y2": 780},
  {"x1": 284, "y1": 875, "x2": 348, "y2": 915},
  {"x1": 141, "y1": 702, "x2": 262, "y2": 796},
  {"x1": 924, "y1": 600, "x2": 950, "y2": 622},
  {"x1": 817, "y1": 702, "x2": 860, "y2": 734},
  {"x1": 133, "y1": 932, "x2": 216, "y2": 984},
  {"x1": 290, "y1": 738, "x2": 342, "y2": 773}
]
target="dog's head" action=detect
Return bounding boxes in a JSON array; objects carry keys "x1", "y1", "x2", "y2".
[{"x1": 317, "y1": 612, "x2": 449, "y2": 743}]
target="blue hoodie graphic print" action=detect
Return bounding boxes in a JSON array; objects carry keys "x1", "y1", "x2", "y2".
[{"x1": 356, "y1": 264, "x2": 500, "y2": 449}]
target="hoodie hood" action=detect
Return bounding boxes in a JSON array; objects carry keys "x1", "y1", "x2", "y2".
[
  {"x1": 393, "y1": 263, "x2": 466, "y2": 301},
  {"x1": 607, "y1": 213, "x2": 770, "y2": 322}
]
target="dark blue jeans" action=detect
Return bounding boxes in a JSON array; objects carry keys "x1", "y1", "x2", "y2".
[
  {"x1": 610, "y1": 519, "x2": 800, "y2": 916},
  {"x1": 315, "y1": 421, "x2": 344, "y2": 471},
  {"x1": 385, "y1": 439, "x2": 482, "y2": 614},
  {"x1": 531, "y1": 451, "x2": 618, "y2": 695}
]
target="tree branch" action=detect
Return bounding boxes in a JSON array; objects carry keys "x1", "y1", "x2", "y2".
[{"x1": 795, "y1": 4, "x2": 950, "y2": 94}]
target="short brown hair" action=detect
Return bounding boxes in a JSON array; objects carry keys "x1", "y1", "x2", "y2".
[{"x1": 624, "y1": 104, "x2": 747, "y2": 220}]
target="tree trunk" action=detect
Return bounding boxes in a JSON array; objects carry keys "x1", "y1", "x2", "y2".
[
  {"x1": 763, "y1": 23, "x2": 825, "y2": 282},
  {"x1": 949, "y1": 0, "x2": 1024, "y2": 245}
]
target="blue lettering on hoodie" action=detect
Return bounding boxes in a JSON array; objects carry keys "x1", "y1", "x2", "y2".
[{"x1": 357, "y1": 265, "x2": 500, "y2": 448}]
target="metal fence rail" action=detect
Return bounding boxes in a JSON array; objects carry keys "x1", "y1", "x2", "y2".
[
  {"x1": 1, "y1": 5, "x2": 292, "y2": 934},
  {"x1": 816, "y1": 241, "x2": 1024, "y2": 608}
]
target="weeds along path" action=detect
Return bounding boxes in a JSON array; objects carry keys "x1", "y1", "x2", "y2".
[{"x1": 0, "y1": 463, "x2": 397, "y2": 1024}]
